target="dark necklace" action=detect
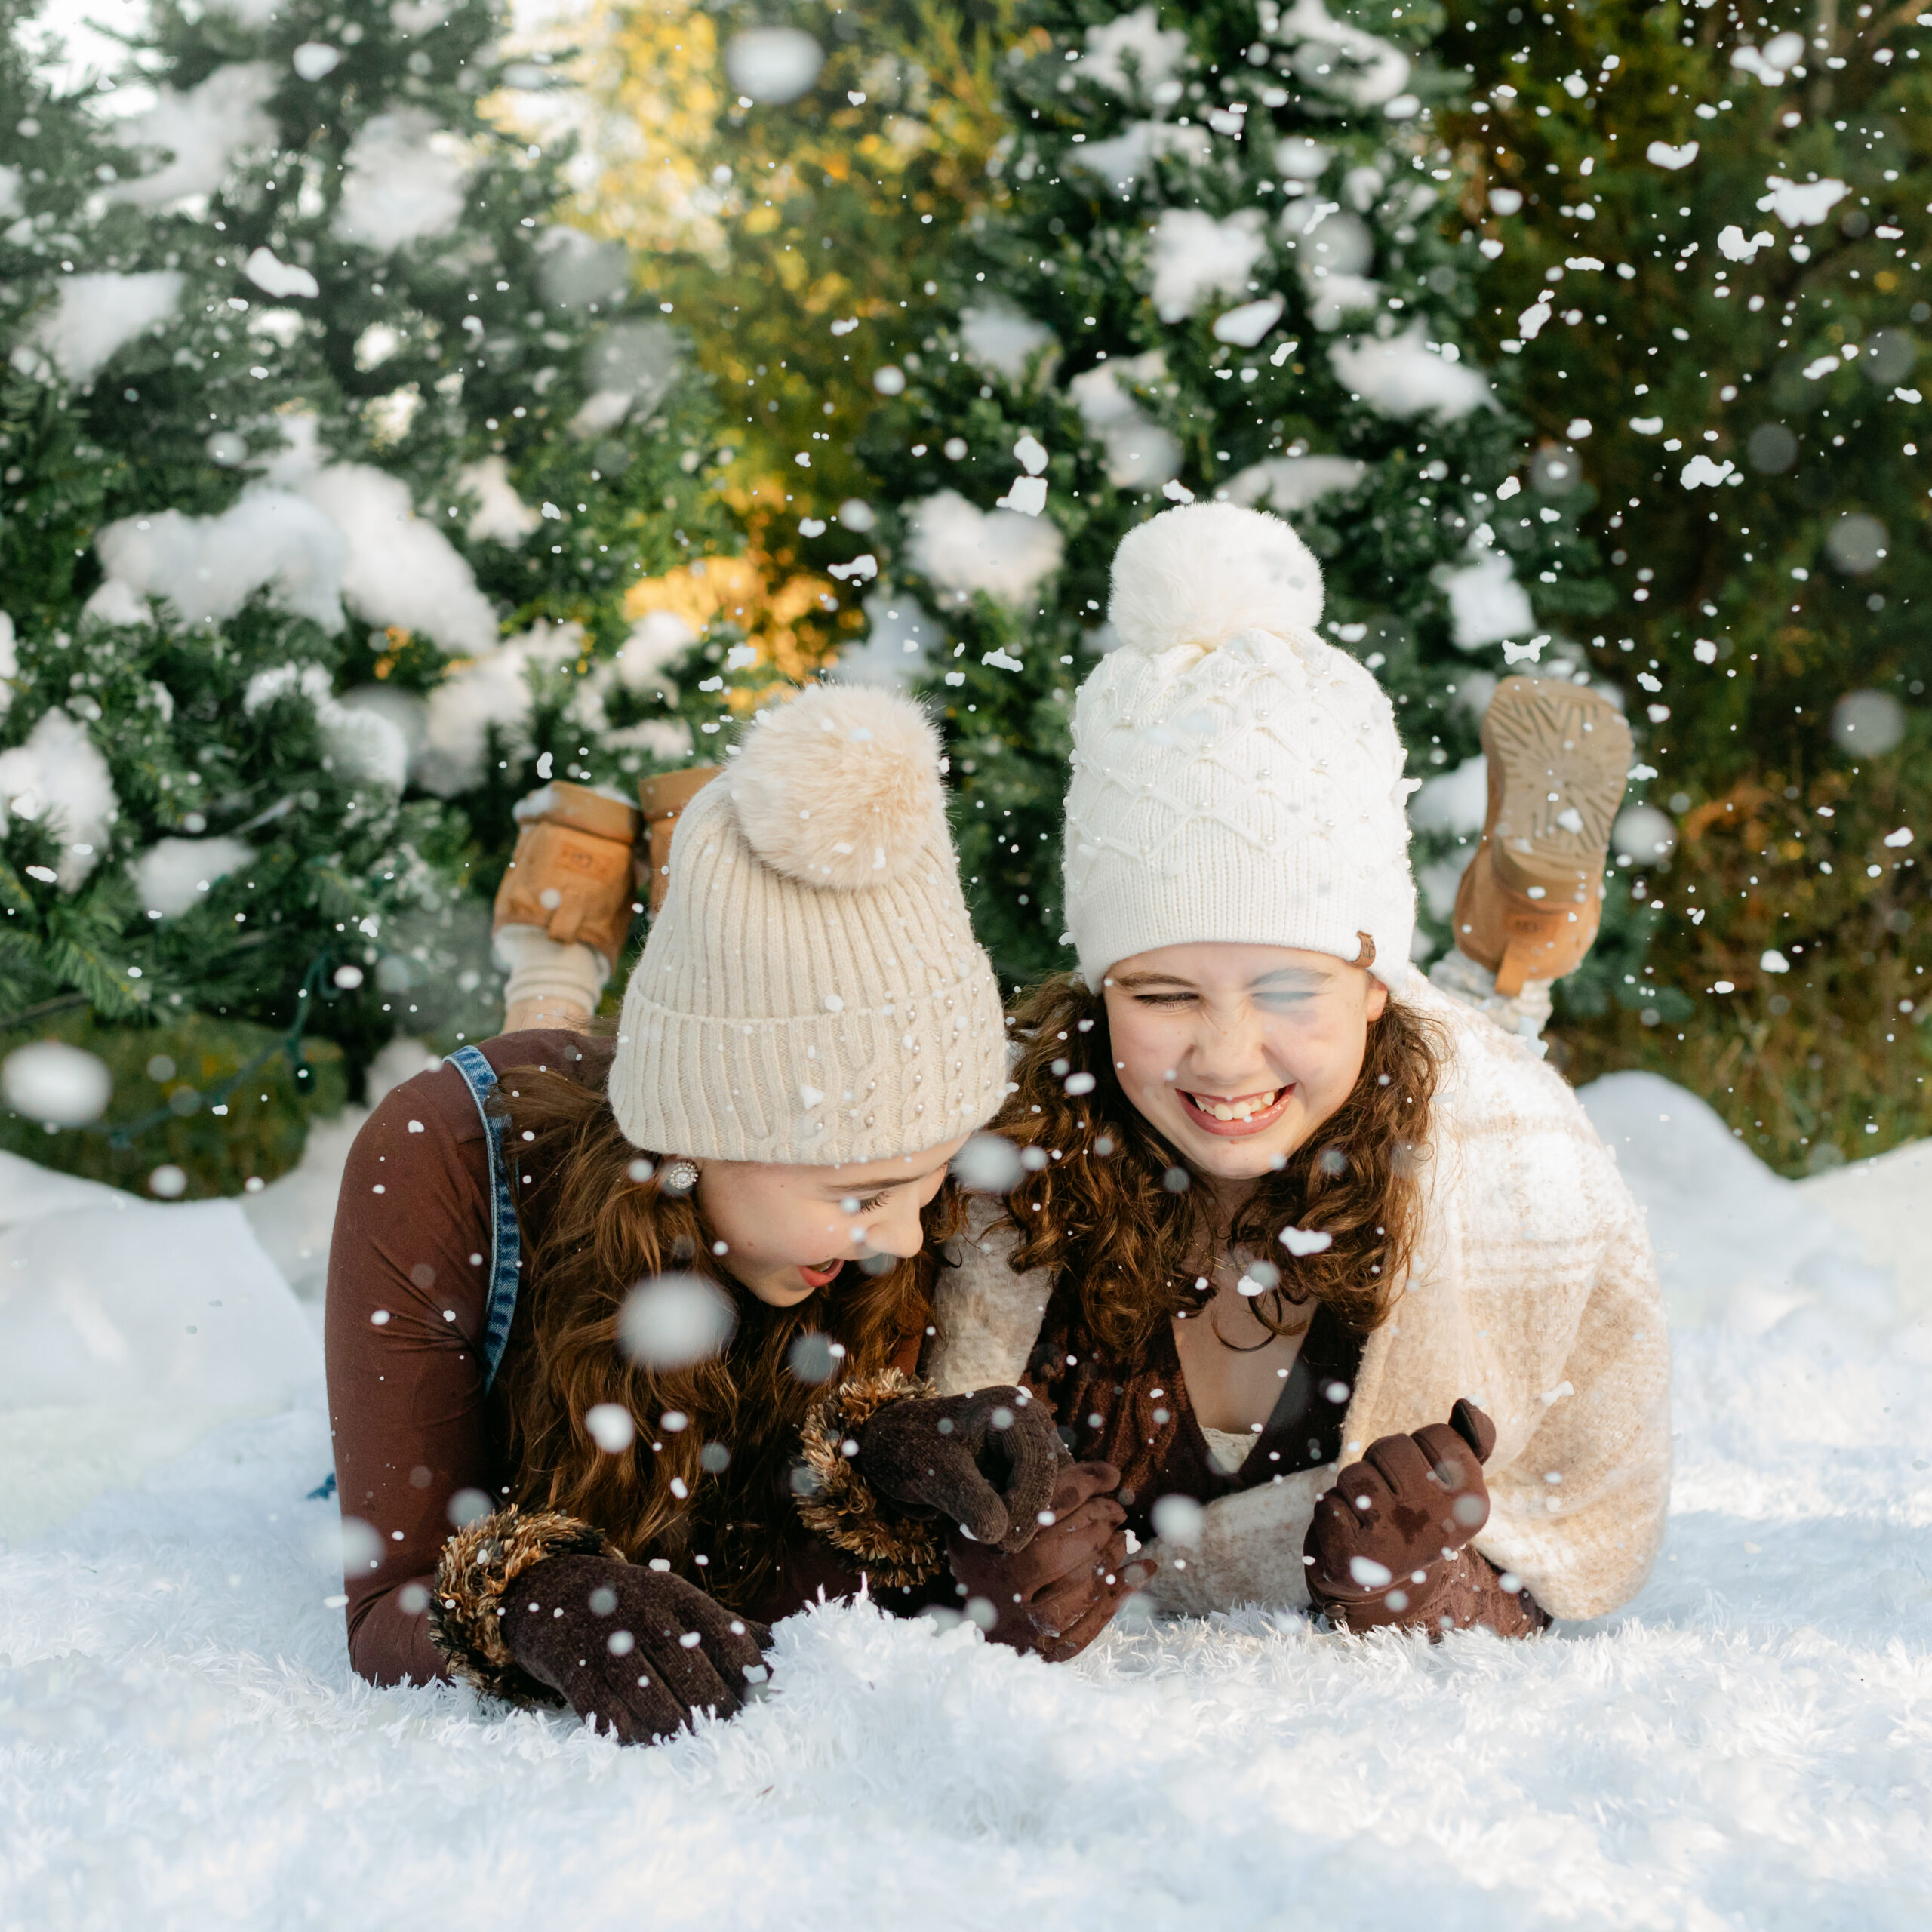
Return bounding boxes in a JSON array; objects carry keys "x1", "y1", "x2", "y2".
[
  {"x1": 1208, "y1": 1283, "x2": 1287, "y2": 1353},
  {"x1": 1208, "y1": 1309, "x2": 1278, "y2": 1353}
]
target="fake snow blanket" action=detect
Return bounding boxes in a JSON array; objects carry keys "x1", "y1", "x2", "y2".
[{"x1": 2, "y1": 1311, "x2": 1930, "y2": 1932}]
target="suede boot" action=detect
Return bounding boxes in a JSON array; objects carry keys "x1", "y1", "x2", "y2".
[
  {"x1": 637, "y1": 767, "x2": 719, "y2": 918},
  {"x1": 1449, "y1": 677, "x2": 1633, "y2": 995},
  {"x1": 493, "y1": 780, "x2": 641, "y2": 965}
]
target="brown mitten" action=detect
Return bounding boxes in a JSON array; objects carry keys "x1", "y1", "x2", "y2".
[
  {"x1": 492, "y1": 780, "x2": 640, "y2": 968},
  {"x1": 1306, "y1": 1399, "x2": 1534, "y2": 1636},
  {"x1": 947, "y1": 1461, "x2": 1152, "y2": 1662},
  {"x1": 854, "y1": 1386, "x2": 1063, "y2": 1554},
  {"x1": 503, "y1": 1553, "x2": 772, "y2": 1743}
]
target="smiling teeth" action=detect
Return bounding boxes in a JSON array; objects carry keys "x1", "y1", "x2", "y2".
[{"x1": 1192, "y1": 1091, "x2": 1277, "y2": 1122}]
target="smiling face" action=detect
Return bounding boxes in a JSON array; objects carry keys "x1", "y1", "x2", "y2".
[
  {"x1": 1101, "y1": 943, "x2": 1387, "y2": 1191},
  {"x1": 690, "y1": 1132, "x2": 971, "y2": 1309}
]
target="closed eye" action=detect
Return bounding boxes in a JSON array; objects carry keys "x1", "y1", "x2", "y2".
[{"x1": 1131, "y1": 991, "x2": 1197, "y2": 1007}]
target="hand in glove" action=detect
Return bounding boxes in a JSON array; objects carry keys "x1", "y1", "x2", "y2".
[
  {"x1": 854, "y1": 1386, "x2": 1062, "y2": 1553},
  {"x1": 1306, "y1": 1398, "x2": 1503, "y2": 1635},
  {"x1": 948, "y1": 1460, "x2": 1154, "y2": 1662},
  {"x1": 504, "y1": 1554, "x2": 772, "y2": 1743}
]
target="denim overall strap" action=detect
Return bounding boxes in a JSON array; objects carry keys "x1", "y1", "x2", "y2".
[{"x1": 445, "y1": 1044, "x2": 523, "y2": 1389}]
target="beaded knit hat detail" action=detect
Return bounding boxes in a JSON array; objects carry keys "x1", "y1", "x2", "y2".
[
  {"x1": 1062, "y1": 502, "x2": 1420, "y2": 989},
  {"x1": 609, "y1": 683, "x2": 1008, "y2": 1166}
]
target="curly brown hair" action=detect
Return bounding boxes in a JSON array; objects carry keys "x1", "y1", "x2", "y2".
[
  {"x1": 487, "y1": 1044, "x2": 957, "y2": 1614},
  {"x1": 990, "y1": 974, "x2": 1443, "y2": 1360}
]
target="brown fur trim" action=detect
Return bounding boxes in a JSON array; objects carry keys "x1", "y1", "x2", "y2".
[
  {"x1": 429, "y1": 1503, "x2": 621, "y2": 1706},
  {"x1": 794, "y1": 1368, "x2": 944, "y2": 1591}
]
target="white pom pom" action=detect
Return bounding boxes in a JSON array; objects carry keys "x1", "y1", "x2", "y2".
[
  {"x1": 728, "y1": 684, "x2": 948, "y2": 890},
  {"x1": 1108, "y1": 503, "x2": 1324, "y2": 657}
]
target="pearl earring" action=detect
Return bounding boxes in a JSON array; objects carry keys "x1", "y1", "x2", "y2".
[{"x1": 661, "y1": 1159, "x2": 700, "y2": 1194}]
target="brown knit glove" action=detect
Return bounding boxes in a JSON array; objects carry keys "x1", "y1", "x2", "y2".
[
  {"x1": 1306, "y1": 1398, "x2": 1510, "y2": 1636},
  {"x1": 947, "y1": 1461, "x2": 1153, "y2": 1662},
  {"x1": 503, "y1": 1554, "x2": 772, "y2": 1743},
  {"x1": 854, "y1": 1386, "x2": 1063, "y2": 1553}
]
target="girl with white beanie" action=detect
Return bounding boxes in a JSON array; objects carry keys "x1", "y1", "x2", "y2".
[
  {"x1": 923, "y1": 503, "x2": 1671, "y2": 1640},
  {"x1": 323, "y1": 682, "x2": 1122, "y2": 1743}
]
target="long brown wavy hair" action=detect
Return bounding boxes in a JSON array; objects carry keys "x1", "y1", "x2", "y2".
[
  {"x1": 991, "y1": 973, "x2": 1443, "y2": 1359},
  {"x1": 488, "y1": 1040, "x2": 958, "y2": 1613}
]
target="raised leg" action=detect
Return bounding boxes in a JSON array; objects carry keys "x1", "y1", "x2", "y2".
[{"x1": 1429, "y1": 677, "x2": 1632, "y2": 1039}]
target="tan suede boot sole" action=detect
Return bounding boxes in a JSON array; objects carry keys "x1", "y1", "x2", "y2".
[
  {"x1": 1455, "y1": 678, "x2": 1633, "y2": 995},
  {"x1": 492, "y1": 779, "x2": 642, "y2": 965}
]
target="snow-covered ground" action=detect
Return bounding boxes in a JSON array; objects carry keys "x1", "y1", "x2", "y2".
[{"x1": 2, "y1": 1072, "x2": 1929, "y2": 1928}]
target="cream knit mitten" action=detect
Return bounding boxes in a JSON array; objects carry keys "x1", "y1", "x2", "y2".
[{"x1": 495, "y1": 925, "x2": 610, "y2": 1034}]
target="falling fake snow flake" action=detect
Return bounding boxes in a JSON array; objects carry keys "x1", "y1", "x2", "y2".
[
  {"x1": 2, "y1": 1041, "x2": 112, "y2": 1125},
  {"x1": 1679, "y1": 455, "x2": 1736, "y2": 489}
]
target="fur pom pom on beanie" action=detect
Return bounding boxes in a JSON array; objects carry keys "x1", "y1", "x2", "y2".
[
  {"x1": 1063, "y1": 503, "x2": 1420, "y2": 987},
  {"x1": 609, "y1": 682, "x2": 1008, "y2": 1166}
]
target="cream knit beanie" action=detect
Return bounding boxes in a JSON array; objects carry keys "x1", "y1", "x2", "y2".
[
  {"x1": 609, "y1": 684, "x2": 1008, "y2": 1166},
  {"x1": 1063, "y1": 503, "x2": 1419, "y2": 989}
]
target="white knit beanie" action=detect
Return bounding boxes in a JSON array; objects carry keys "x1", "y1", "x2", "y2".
[
  {"x1": 1063, "y1": 503, "x2": 1418, "y2": 989},
  {"x1": 609, "y1": 684, "x2": 1009, "y2": 1166}
]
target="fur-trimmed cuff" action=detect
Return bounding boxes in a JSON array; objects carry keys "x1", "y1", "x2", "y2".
[
  {"x1": 429, "y1": 1503, "x2": 620, "y2": 1706},
  {"x1": 795, "y1": 1368, "x2": 944, "y2": 1591}
]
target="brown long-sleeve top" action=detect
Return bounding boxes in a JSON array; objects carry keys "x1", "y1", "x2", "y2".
[
  {"x1": 1020, "y1": 1283, "x2": 1363, "y2": 1535},
  {"x1": 1020, "y1": 1282, "x2": 1545, "y2": 1636},
  {"x1": 324, "y1": 1029, "x2": 905, "y2": 1688}
]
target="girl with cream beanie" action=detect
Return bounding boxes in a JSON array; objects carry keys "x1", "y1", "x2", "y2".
[
  {"x1": 323, "y1": 682, "x2": 1117, "y2": 1744},
  {"x1": 923, "y1": 503, "x2": 1671, "y2": 1640}
]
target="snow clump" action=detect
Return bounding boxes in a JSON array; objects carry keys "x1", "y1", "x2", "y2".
[
  {"x1": 904, "y1": 491, "x2": 1064, "y2": 608},
  {"x1": 132, "y1": 835, "x2": 254, "y2": 918},
  {"x1": 1223, "y1": 455, "x2": 1367, "y2": 513},
  {"x1": 109, "y1": 63, "x2": 278, "y2": 208},
  {"x1": 459, "y1": 456, "x2": 543, "y2": 546},
  {"x1": 1075, "y1": 6, "x2": 1188, "y2": 94},
  {"x1": 333, "y1": 111, "x2": 472, "y2": 251},
  {"x1": 958, "y1": 303, "x2": 1057, "y2": 383},
  {"x1": 1146, "y1": 208, "x2": 1269, "y2": 323},
  {"x1": 1435, "y1": 546, "x2": 1534, "y2": 650},
  {"x1": 301, "y1": 464, "x2": 500, "y2": 655},
  {"x1": 92, "y1": 492, "x2": 348, "y2": 631},
  {"x1": 1068, "y1": 354, "x2": 1182, "y2": 489},
  {"x1": 0, "y1": 708, "x2": 117, "y2": 887},
  {"x1": 27, "y1": 272, "x2": 184, "y2": 385},
  {"x1": 1329, "y1": 323, "x2": 1491, "y2": 419},
  {"x1": 416, "y1": 622, "x2": 581, "y2": 795},
  {"x1": 614, "y1": 608, "x2": 698, "y2": 692},
  {"x1": 1278, "y1": 0, "x2": 1411, "y2": 108},
  {"x1": 1073, "y1": 121, "x2": 1211, "y2": 192},
  {"x1": 1410, "y1": 754, "x2": 1488, "y2": 836},
  {"x1": 244, "y1": 666, "x2": 410, "y2": 792},
  {"x1": 1759, "y1": 175, "x2": 1850, "y2": 227},
  {"x1": 834, "y1": 592, "x2": 939, "y2": 688}
]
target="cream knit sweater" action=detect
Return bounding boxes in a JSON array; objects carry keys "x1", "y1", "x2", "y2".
[{"x1": 927, "y1": 971, "x2": 1672, "y2": 1623}]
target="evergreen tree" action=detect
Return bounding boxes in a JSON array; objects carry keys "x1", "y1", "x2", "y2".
[
  {"x1": 0, "y1": 0, "x2": 723, "y2": 1190},
  {"x1": 857, "y1": 0, "x2": 1611, "y2": 989},
  {"x1": 571, "y1": 0, "x2": 1016, "y2": 669},
  {"x1": 1444, "y1": 0, "x2": 1930, "y2": 1168}
]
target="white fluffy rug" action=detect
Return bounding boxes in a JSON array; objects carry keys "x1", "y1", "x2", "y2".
[
  {"x1": 3, "y1": 1313, "x2": 1929, "y2": 1930},
  {"x1": 3, "y1": 1075, "x2": 1931, "y2": 1929}
]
